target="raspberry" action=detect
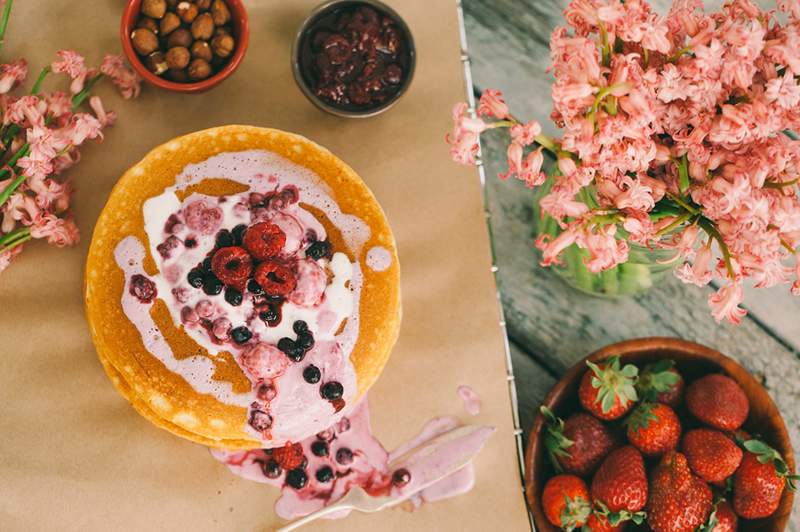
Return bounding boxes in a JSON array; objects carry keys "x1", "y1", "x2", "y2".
[
  {"x1": 211, "y1": 246, "x2": 252, "y2": 288},
  {"x1": 254, "y1": 260, "x2": 297, "y2": 296},
  {"x1": 271, "y1": 442, "x2": 304, "y2": 470},
  {"x1": 243, "y1": 222, "x2": 286, "y2": 260},
  {"x1": 129, "y1": 274, "x2": 157, "y2": 304}
]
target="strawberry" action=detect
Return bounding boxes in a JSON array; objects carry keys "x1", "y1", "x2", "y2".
[
  {"x1": 681, "y1": 428, "x2": 743, "y2": 483},
  {"x1": 591, "y1": 446, "x2": 648, "y2": 515},
  {"x1": 584, "y1": 512, "x2": 621, "y2": 532},
  {"x1": 698, "y1": 499, "x2": 737, "y2": 532},
  {"x1": 541, "y1": 474, "x2": 592, "y2": 530},
  {"x1": 685, "y1": 374, "x2": 749, "y2": 431},
  {"x1": 270, "y1": 442, "x2": 305, "y2": 470},
  {"x1": 636, "y1": 359, "x2": 684, "y2": 408},
  {"x1": 243, "y1": 221, "x2": 286, "y2": 260},
  {"x1": 210, "y1": 246, "x2": 252, "y2": 287},
  {"x1": 733, "y1": 439, "x2": 798, "y2": 519},
  {"x1": 646, "y1": 451, "x2": 712, "y2": 532},
  {"x1": 254, "y1": 260, "x2": 297, "y2": 296},
  {"x1": 541, "y1": 407, "x2": 619, "y2": 476},
  {"x1": 579, "y1": 356, "x2": 639, "y2": 421},
  {"x1": 587, "y1": 501, "x2": 645, "y2": 531},
  {"x1": 624, "y1": 402, "x2": 680, "y2": 457}
]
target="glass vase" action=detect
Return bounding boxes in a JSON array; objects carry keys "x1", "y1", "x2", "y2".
[{"x1": 531, "y1": 178, "x2": 681, "y2": 298}]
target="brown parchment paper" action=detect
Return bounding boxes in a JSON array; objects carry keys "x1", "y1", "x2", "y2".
[{"x1": 0, "y1": 1, "x2": 531, "y2": 530}]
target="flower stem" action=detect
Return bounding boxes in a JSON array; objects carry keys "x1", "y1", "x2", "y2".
[
  {"x1": 0, "y1": 225, "x2": 29, "y2": 246},
  {"x1": 0, "y1": 232, "x2": 31, "y2": 253},
  {"x1": 780, "y1": 238, "x2": 796, "y2": 254},
  {"x1": 599, "y1": 22, "x2": 611, "y2": 67},
  {"x1": 667, "y1": 193, "x2": 700, "y2": 216},
  {"x1": 30, "y1": 65, "x2": 51, "y2": 95},
  {"x1": 0, "y1": 0, "x2": 13, "y2": 53},
  {"x1": 533, "y1": 133, "x2": 561, "y2": 155},
  {"x1": 763, "y1": 177, "x2": 799, "y2": 189},
  {"x1": 668, "y1": 46, "x2": 692, "y2": 63},
  {"x1": 699, "y1": 218, "x2": 736, "y2": 280},
  {"x1": 0, "y1": 172, "x2": 26, "y2": 205},
  {"x1": 655, "y1": 212, "x2": 694, "y2": 237},
  {"x1": 71, "y1": 73, "x2": 103, "y2": 111}
]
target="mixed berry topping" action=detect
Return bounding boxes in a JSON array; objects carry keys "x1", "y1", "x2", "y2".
[
  {"x1": 285, "y1": 468, "x2": 308, "y2": 490},
  {"x1": 248, "y1": 407, "x2": 273, "y2": 432},
  {"x1": 272, "y1": 442, "x2": 305, "y2": 470},
  {"x1": 210, "y1": 246, "x2": 252, "y2": 287},
  {"x1": 277, "y1": 320, "x2": 316, "y2": 362},
  {"x1": 129, "y1": 274, "x2": 157, "y2": 304},
  {"x1": 321, "y1": 381, "x2": 344, "y2": 401},
  {"x1": 305, "y1": 239, "x2": 331, "y2": 260},
  {"x1": 243, "y1": 221, "x2": 286, "y2": 260},
  {"x1": 231, "y1": 326, "x2": 252, "y2": 344},
  {"x1": 391, "y1": 468, "x2": 411, "y2": 487},
  {"x1": 311, "y1": 440, "x2": 329, "y2": 457},
  {"x1": 303, "y1": 365, "x2": 322, "y2": 384},
  {"x1": 335, "y1": 447, "x2": 353, "y2": 465},
  {"x1": 315, "y1": 466, "x2": 334, "y2": 483},
  {"x1": 254, "y1": 260, "x2": 296, "y2": 296},
  {"x1": 261, "y1": 458, "x2": 282, "y2": 479}
]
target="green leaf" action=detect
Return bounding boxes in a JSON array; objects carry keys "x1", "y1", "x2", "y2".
[
  {"x1": 678, "y1": 154, "x2": 690, "y2": 194},
  {"x1": 601, "y1": 390, "x2": 615, "y2": 414}
]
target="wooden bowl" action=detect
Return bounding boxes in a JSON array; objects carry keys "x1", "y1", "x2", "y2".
[{"x1": 524, "y1": 337, "x2": 795, "y2": 531}]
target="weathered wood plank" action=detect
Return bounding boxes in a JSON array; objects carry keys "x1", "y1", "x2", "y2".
[
  {"x1": 480, "y1": 131, "x2": 800, "y2": 528},
  {"x1": 463, "y1": 0, "x2": 800, "y2": 351}
]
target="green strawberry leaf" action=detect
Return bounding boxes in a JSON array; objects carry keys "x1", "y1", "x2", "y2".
[
  {"x1": 743, "y1": 439, "x2": 797, "y2": 487},
  {"x1": 540, "y1": 406, "x2": 574, "y2": 472}
]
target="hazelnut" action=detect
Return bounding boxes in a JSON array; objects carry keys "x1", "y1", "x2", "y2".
[
  {"x1": 159, "y1": 12, "x2": 181, "y2": 35},
  {"x1": 177, "y1": 1, "x2": 199, "y2": 23},
  {"x1": 141, "y1": 0, "x2": 167, "y2": 19},
  {"x1": 131, "y1": 28, "x2": 159, "y2": 55},
  {"x1": 188, "y1": 58, "x2": 212, "y2": 80},
  {"x1": 168, "y1": 68, "x2": 189, "y2": 82},
  {"x1": 191, "y1": 12, "x2": 214, "y2": 40},
  {"x1": 144, "y1": 51, "x2": 169, "y2": 75},
  {"x1": 214, "y1": 25, "x2": 231, "y2": 37},
  {"x1": 211, "y1": 34, "x2": 234, "y2": 58},
  {"x1": 191, "y1": 40, "x2": 213, "y2": 61},
  {"x1": 196, "y1": 0, "x2": 212, "y2": 10},
  {"x1": 166, "y1": 27, "x2": 192, "y2": 48},
  {"x1": 136, "y1": 17, "x2": 159, "y2": 35},
  {"x1": 165, "y1": 46, "x2": 191, "y2": 70},
  {"x1": 211, "y1": 0, "x2": 231, "y2": 26}
]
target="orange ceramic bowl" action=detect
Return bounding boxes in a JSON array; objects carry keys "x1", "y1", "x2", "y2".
[
  {"x1": 120, "y1": 0, "x2": 249, "y2": 93},
  {"x1": 525, "y1": 338, "x2": 795, "y2": 532}
]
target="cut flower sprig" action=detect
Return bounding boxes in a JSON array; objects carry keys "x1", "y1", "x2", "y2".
[
  {"x1": 447, "y1": 0, "x2": 800, "y2": 324},
  {"x1": 0, "y1": 0, "x2": 141, "y2": 271}
]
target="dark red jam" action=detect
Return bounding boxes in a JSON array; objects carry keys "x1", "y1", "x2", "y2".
[{"x1": 298, "y1": 3, "x2": 412, "y2": 111}]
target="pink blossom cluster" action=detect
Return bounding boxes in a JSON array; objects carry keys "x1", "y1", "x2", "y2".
[
  {"x1": 447, "y1": 0, "x2": 800, "y2": 324},
  {"x1": 0, "y1": 50, "x2": 140, "y2": 273}
]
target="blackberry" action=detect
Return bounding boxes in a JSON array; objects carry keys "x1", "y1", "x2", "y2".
[
  {"x1": 321, "y1": 381, "x2": 344, "y2": 400},
  {"x1": 202, "y1": 274, "x2": 223, "y2": 295},
  {"x1": 303, "y1": 365, "x2": 321, "y2": 384},
  {"x1": 202, "y1": 257, "x2": 213, "y2": 272},
  {"x1": 259, "y1": 308, "x2": 279, "y2": 323},
  {"x1": 187, "y1": 268, "x2": 204, "y2": 288},
  {"x1": 232, "y1": 224, "x2": 247, "y2": 246},
  {"x1": 315, "y1": 466, "x2": 334, "y2": 483},
  {"x1": 296, "y1": 332, "x2": 314, "y2": 350},
  {"x1": 305, "y1": 239, "x2": 331, "y2": 260},
  {"x1": 285, "y1": 469, "x2": 308, "y2": 490},
  {"x1": 293, "y1": 320, "x2": 308, "y2": 334},
  {"x1": 231, "y1": 326, "x2": 252, "y2": 344},
  {"x1": 224, "y1": 287, "x2": 243, "y2": 306},
  {"x1": 311, "y1": 440, "x2": 328, "y2": 457},
  {"x1": 261, "y1": 459, "x2": 282, "y2": 479}
]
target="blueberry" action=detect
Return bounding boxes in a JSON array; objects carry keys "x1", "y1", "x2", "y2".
[
  {"x1": 321, "y1": 381, "x2": 344, "y2": 400},
  {"x1": 277, "y1": 337, "x2": 296, "y2": 355},
  {"x1": 311, "y1": 440, "x2": 328, "y2": 457},
  {"x1": 202, "y1": 274, "x2": 223, "y2": 295},
  {"x1": 285, "y1": 468, "x2": 308, "y2": 490},
  {"x1": 247, "y1": 279, "x2": 264, "y2": 294},
  {"x1": 215, "y1": 229, "x2": 234, "y2": 248},
  {"x1": 187, "y1": 268, "x2": 204, "y2": 288},
  {"x1": 391, "y1": 468, "x2": 411, "y2": 487},
  {"x1": 259, "y1": 308, "x2": 279, "y2": 323},
  {"x1": 293, "y1": 320, "x2": 308, "y2": 334},
  {"x1": 315, "y1": 466, "x2": 334, "y2": 483},
  {"x1": 305, "y1": 240, "x2": 331, "y2": 260},
  {"x1": 202, "y1": 257, "x2": 213, "y2": 272},
  {"x1": 231, "y1": 326, "x2": 252, "y2": 344},
  {"x1": 185, "y1": 237, "x2": 197, "y2": 248},
  {"x1": 335, "y1": 447, "x2": 353, "y2": 465},
  {"x1": 288, "y1": 347, "x2": 306, "y2": 362},
  {"x1": 261, "y1": 459, "x2": 282, "y2": 479},
  {"x1": 232, "y1": 224, "x2": 247, "y2": 246},
  {"x1": 303, "y1": 365, "x2": 321, "y2": 384},
  {"x1": 297, "y1": 332, "x2": 314, "y2": 350},
  {"x1": 224, "y1": 287, "x2": 243, "y2": 306}
]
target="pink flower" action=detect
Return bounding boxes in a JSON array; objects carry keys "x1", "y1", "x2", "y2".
[
  {"x1": 708, "y1": 282, "x2": 747, "y2": 325},
  {"x1": 446, "y1": 102, "x2": 486, "y2": 165},
  {"x1": 477, "y1": 89, "x2": 510, "y2": 119},
  {"x1": 778, "y1": 0, "x2": 800, "y2": 19},
  {"x1": 520, "y1": 147, "x2": 546, "y2": 188},
  {"x1": 765, "y1": 71, "x2": 800, "y2": 110},
  {"x1": 68, "y1": 113, "x2": 103, "y2": 145},
  {"x1": 0, "y1": 59, "x2": 28, "y2": 94},
  {"x1": 45, "y1": 91, "x2": 72, "y2": 121},
  {"x1": 0, "y1": 245, "x2": 23, "y2": 273},
  {"x1": 34, "y1": 179, "x2": 72, "y2": 213},
  {"x1": 51, "y1": 50, "x2": 88, "y2": 94},
  {"x1": 540, "y1": 186, "x2": 589, "y2": 219},
  {"x1": 674, "y1": 241, "x2": 713, "y2": 286},
  {"x1": 614, "y1": 175, "x2": 655, "y2": 211},
  {"x1": 793, "y1": 253, "x2": 800, "y2": 295},
  {"x1": 4, "y1": 95, "x2": 46, "y2": 127},
  {"x1": 89, "y1": 96, "x2": 116, "y2": 127},
  {"x1": 510, "y1": 120, "x2": 542, "y2": 146},
  {"x1": 2, "y1": 193, "x2": 41, "y2": 232},
  {"x1": 100, "y1": 54, "x2": 142, "y2": 100},
  {"x1": 536, "y1": 225, "x2": 579, "y2": 267},
  {"x1": 29, "y1": 213, "x2": 80, "y2": 247},
  {"x1": 16, "y1": 154, "x2": 53, "y2": 182},
  {"x1": 499, "y1": 142, "x2": 523, "y2": 180},
  {"x1": 581, "y1": 223, "x2": 630, "y2": 273}
]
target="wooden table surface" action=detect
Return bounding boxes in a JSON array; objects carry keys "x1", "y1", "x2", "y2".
[{"x1": 460, "y1": 1, "x2": 799, "y2": 529}]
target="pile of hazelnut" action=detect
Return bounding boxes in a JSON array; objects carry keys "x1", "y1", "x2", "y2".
[{"x1": 130, "y1": 0, "x2": 236, "y2": 82}]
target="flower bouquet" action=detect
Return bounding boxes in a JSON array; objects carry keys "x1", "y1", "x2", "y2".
[
  {"x1": 448, "y1": 0, "x2": 800, "y2": 324},
  {"x1": 0, "y1": 0, "x2": 140, "y2": 273}
]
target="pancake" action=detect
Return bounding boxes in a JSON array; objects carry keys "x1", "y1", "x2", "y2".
[{"x1": 85, "y1": 126, "x2": 401, "y2": 449}]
